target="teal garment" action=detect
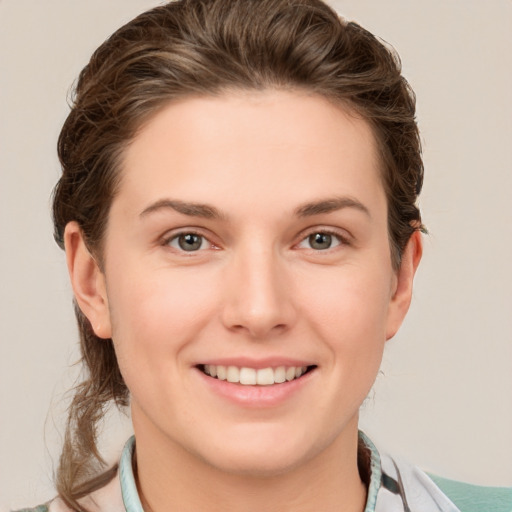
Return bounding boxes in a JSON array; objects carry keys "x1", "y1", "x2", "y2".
[
  {"x1": 12, "y1": 435, "x2": 512, "y2": 512},
  {"x1": 13, "y1": 507, "x2": 49, "y2": 512},
  {"x1": 430, "y1": 474, "x2": 512, "y2": 512}
]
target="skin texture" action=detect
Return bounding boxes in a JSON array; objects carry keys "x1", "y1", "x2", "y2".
[{"x1": 65, "y1": 90, "x2": 422, "y2": 512}]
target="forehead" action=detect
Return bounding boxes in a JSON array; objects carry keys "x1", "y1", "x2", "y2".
[{"x1": 116, "y1": 90, "x2": 385, "y2": 220}]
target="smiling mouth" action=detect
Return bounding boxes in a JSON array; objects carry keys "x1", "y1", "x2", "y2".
[{"x1": 198, "y1": 364, "x2": 316, "y2": 386}]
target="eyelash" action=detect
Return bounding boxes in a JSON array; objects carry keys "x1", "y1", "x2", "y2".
[
  {"x1": 162, "y1": 230, "x2": 215, "y2": 253},
  {"x1": 162, "y1": 227, "x2": 350, "y2": 255},
  {"x1": 296, "y1": 228, "x2": 350, "y2": 251}
]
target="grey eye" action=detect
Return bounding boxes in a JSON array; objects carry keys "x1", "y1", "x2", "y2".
[
  {"x1": 308, "y1": 232, "x2": 333, "y2": 250},
  {"x1": 169, "y1": 233, "x2": 207, "y2": 251}
]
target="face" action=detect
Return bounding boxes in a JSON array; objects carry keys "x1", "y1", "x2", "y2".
[{"x1": 71, "y1": 90, "x2": 417, "y2": 475}]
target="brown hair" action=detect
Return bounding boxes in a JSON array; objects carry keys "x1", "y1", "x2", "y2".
[{"x1": 53, "y1": 0, "x2": 424, "y2": 508}]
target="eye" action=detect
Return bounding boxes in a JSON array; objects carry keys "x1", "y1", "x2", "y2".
[
  {"x1": 167, "y1": 232, "x2": 209, "y2": 252},
  {"x1": 298, "y1": 231, "x2": 343, "y2": 251}
]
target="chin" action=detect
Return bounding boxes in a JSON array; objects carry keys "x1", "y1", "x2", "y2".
[
  {"x1": 193, "y1": 426, "x2": 325, "y2": 477},
  {"x1": 205, "y1": 449, "x2": 308, "y2": 478}
]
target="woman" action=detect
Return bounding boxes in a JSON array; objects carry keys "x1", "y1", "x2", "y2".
[{"x1": 16, "y1": 0, "x2": 511, "y2": 511}]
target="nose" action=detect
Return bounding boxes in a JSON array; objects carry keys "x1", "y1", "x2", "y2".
[{"x1": 220, "y1": 243, "x2": 297, "y2": 339}]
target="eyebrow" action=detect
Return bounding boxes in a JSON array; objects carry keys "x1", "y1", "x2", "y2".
[
  {"x1": 294, "y1": 196, "x2": 371, "y2": 218},
  {"x1": 140, "y1": 199, "x2": 224, "y2": 220},
  {"x1": 140, "y1": 196, "x2": 370, "y2": 220}
]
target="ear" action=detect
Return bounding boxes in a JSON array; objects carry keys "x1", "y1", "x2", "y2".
[
  {"x1": 64, "y1": 221, "x2": 112, "y2": 339},
  {"x1": 386, "y1": 230, "x2": 423, "y2": 340}
]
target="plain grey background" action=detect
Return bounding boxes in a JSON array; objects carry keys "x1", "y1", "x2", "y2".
[{"x1": 1, "y1": 0, "x2": 511, "y2": 509}]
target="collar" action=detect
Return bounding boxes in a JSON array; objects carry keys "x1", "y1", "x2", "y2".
[
  {"x1": 359, "y1": 431, "x2": 383, "y2": 512},
  {"x1": 118, "y1": 432, "x2": 384, "y2": 512},
  {"x1": 119, "y1": 436, "x2": 144, "y2": 512}
]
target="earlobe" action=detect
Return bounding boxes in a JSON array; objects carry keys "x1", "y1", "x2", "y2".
[
  {"x1": 386, "y1": 230, "x2": 423, "y2": 340},
  {"x1": 64, "y1": 221, "x2": 112, "y2": 339}
]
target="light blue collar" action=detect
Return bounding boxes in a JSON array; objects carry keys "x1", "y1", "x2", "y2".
[
  {"x1": 119, "y1": 432, "x2": 382, "y2": 512},
  {"x1": 119, "y1": 436, "x2": 144, "y2": 512},
  {"x1": 359, "y1": 431, "x2": 383, "y2": 512}
]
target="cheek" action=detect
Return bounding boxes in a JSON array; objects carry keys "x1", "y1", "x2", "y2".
[
  {"x1": 298, "y1": 263, "x2": 392, "y2": 366},
  {"x1": 303, "y1": 262, "x2": 391, "y2": 324},
  {"x1": 105, "y1": 260, "x2": 221, "y2": 358}
]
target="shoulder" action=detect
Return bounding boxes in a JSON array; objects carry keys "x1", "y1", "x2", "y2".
[
  {"x1": 379, "y1": 451, "x2": 512, "y2": 512},
  {"x1": 11, "y1": 500, "x2": 80, "y2": 512},
  {"x1": 11, "y1": 507, "x2": 50, "y2": 512},
  {"x1": 13, "y1": 438, "x2": 137, "y2": 512},
  {"x1": 11, "y1": 468, "x2": 125, "y2": 512},
  {"x1": 428, "y1": 474, "x2": 512, "y2": 512}
]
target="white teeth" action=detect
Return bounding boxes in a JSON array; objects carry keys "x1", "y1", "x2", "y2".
[
  {"x1": 256, "y1": 367, "x2": 274, "y2": 385},
  {"x1": 285, "y1": 367, "x2": 296, "y2": 381},
  {"x1": 239, "y1": 367, "x2": 257, "y2": 385},
  {"x1": 226, "y1": 366, "x2": 240, "y2": 383},
  {"x1": 202, "y1": 365, "x2": 310, "y2": 385},
  {"x1": 217, "y1": 365, "x2": 227, "y2": 380},
  {"x1": 274, "y1": 366, "x2": 286, "y2": 383}
]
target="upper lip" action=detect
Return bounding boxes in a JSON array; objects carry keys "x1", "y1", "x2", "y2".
[{"x1": 195, "y1": 358, "x2": 316, "y2": 369}]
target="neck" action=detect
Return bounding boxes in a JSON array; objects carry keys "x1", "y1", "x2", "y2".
[{"x1": 133, "y1": 419, "x2": 367, "y2": 512}]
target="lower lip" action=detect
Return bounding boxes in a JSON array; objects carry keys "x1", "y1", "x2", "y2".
[{"x1": 195, "y1": 368, "x2": 315, "y2": 408}]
